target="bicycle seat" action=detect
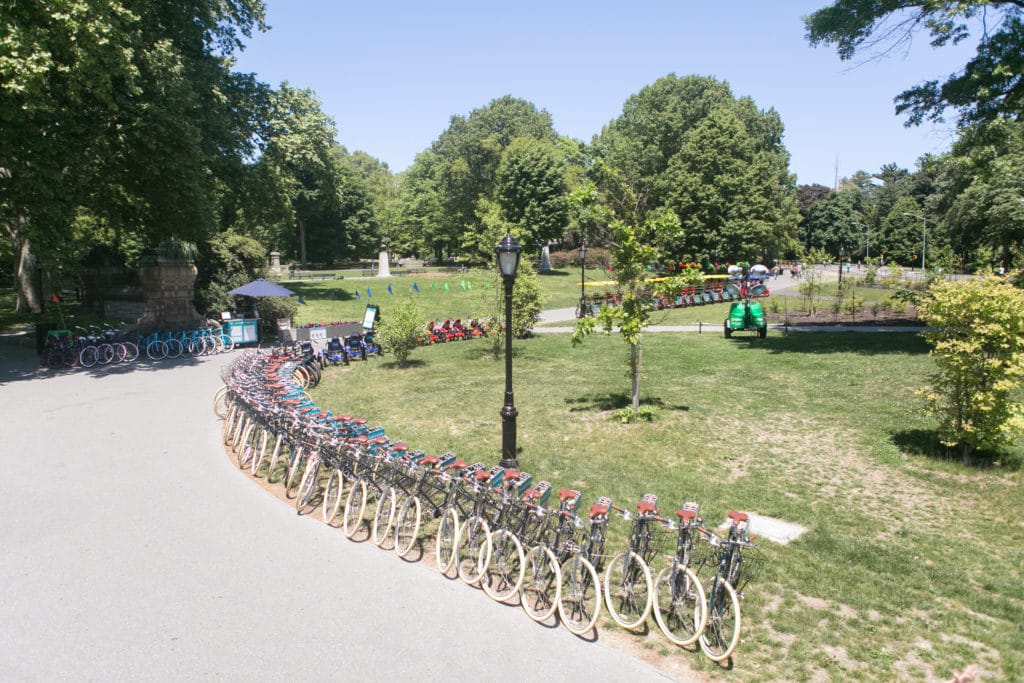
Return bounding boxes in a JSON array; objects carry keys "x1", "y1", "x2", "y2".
[
  {"x1": 636, "y1": 501, "x2": 657, "y2": 515},
  {"x1": 728, "y1": 511, "x2": 749, "y2": 525},
  {"x1": 421, "y1": 454, "x2": 439, "y2": 466},
  {"x1": 352, "y1": 417, "x2": 368, "y2": 425},
  {"x1": 559, "y1": 488, "x2": 580, "y2": 503},
  {"x1": 503, "y1": 470, "x2": 520, "y2": 482},
  {"x1": 589, "y1": 503, "x2": 609, "y2": 519},
  {"x1": 523, "y1": 488, "x2": 543, "y2": 502},
  {"x1": 677, "y1": 508, "x2": 697, "y2": 521},
  {"x1": 370, "y1": 437, "x2": 388, "y2": 445},
  {"x1": 351, "y1": 435, "x2": 368, "y2": 445},
  {"x1": 447, "y1": 458, "x2": 468, "y2": 470},
  {"x1": 474, "y1": 470, "x2": 491, "y2": 482}
]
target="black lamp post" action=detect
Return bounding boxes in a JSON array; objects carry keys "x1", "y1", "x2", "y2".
[
  {"x1": 496, "y1": 232, "x2": 523, "y2": 469},
  {"x1": 578, "y1": 240, "x2": 588, "y2": 318},
  {"x1": 838, "y1": 245, "x2": 845, "y2": 285}
]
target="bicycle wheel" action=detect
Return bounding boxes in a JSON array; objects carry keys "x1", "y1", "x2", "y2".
[
  {"x1": 265, "y1": 434, "x2": 285, "y2": 481},
  {"x1": 371, "y1": 487, "x2": 398, "y2": 547},
  {"x1": 558, "y1": 555, "x2": 602, "y2": 635},
  {"x1": 654, "y1": 564, "x2": 707, "y2": 646},
  {"x1": 236, "y1": 423, "x2": 257, "y2": 469},
  {"x1": 162, "y1": 337, "x2": 183, "y2": 359},
  {"x1": 520, "y1": 545, "x2": 561, "y2": 622},
  {"x1": 295, "y1": 457, "x2": 321, "y2": 513},
  {"x1": 393, "y1": 495, "x2": 422, "y2": 558},
  {"x1": 121, "y1": 341, "x2": 139, "y2": 363},
  {"x1": 111, "y1": 343, "x2": 128, "y2": 363},
  {"x1": 79, "y1": 345, "x2": 98, "y2": 368},
  {"x1": 219, "y1": 333, "x2": 235, "y2": 352},
  {"x1": 456, "y1": 516, "x2": 492, "y2": 586},
  {"x1": 603, "y1": 550, "x2": 654, "y2": 630},
  {"x1": 434, "y1": 507, "x2": 459, "y2": 573},
  {"x1": 284, "y1": 447, "x2": 307, "y2": 499},
  {"x1": 699, "y1": 579, "x2": 741, "y2": 662},
  {"x1": 342, "y1": 479, "x2": 368, "y2": 539},
  {"x1": 322, "y1": 469, "x2": 345, "y2": 523},
  {"x1": 251, "y1": 428, "x2": 270, "y2": 477},
  {"x1": 146, "y1": 339, "x2": 167, "y2": 361},
  {"x1": 213, "y1": 386, "x2": 229, "y2": 418},
  {"x1": 481, "y1": 529, "x2": 525, "y2": 602},
  {"x1": 96, "y1": 343, "x2": 115, "y2": 365}
]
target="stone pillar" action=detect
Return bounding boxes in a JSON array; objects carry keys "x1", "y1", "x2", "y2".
[
  {"x1": 377, "y1": 250, "x2": 391, "y2": 278},
  {"x1": 269, "y1": 251, "x2": 282, "y2": 275},
  {"x1": 539, "y1": 244, "x2": 552, "y2": 273},
  {"x1": 136, "y1": 263, "x2": 204, "y2": 331}
]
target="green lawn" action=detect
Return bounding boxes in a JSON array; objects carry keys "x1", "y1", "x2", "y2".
[{"x1": 311, "y1": 332, "x2": 1023, "y2": 682}]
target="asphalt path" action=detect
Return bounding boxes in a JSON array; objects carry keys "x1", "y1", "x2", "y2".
[{"x1": 0, "y1": 343, "x2": 677, "y2": 682}]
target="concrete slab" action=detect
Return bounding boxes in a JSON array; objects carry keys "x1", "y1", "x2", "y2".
[{"x1": 719, "y1": 513, "x2": 808, "y2": 545}]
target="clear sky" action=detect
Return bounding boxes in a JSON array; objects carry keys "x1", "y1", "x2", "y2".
[{"x1": 231, "y1": 0, "x2": 980, "y2": 187}]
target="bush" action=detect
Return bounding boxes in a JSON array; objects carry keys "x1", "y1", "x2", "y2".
[
  {"x1": 917, "y1": 278, "x2": 1024, "y2": 463},
  {"x1": 376, "y1": 298, "x2": 425, "y2": 368},
  {"x1": 255, "y1": 296, "x2": 298, "y2": 334},
  {"x1": 549, "y1": 247, "x2": 611, "y2": 270}
]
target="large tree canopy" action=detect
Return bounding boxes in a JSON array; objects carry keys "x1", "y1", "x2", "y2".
[
  {"x1": 596, "y1": 74, "x2": 800, "y2": 263},
  {"x1": 805, "y1": 1, "x2": 1024, "y2": 126}
]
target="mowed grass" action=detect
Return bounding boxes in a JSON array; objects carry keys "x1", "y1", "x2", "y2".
[{"x1": 310, "y1": 331, "x2": 1024, "y2": 682}]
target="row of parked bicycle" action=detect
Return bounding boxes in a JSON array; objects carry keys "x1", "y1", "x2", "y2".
[
  {"x1": 40, "y1": 324, "x2": 236, "y2": 369},
  {"x1": 214, "y1": 348, "x2": 763, "y2": 662},
  {"x1": 419, "y1": 318, "x2": 492, "y2": 344}
]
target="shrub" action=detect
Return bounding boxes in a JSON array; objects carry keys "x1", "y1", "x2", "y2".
[
  {"x1": 255, "y1": 296, "x2": 298, "y2": 334},
  {"x1": 376, "y1": 297, "x2": 425, "y2": 368},
  {"x1": 549, "y1": 247, "x2": 612, "y2": 270},
  {"x1": 917, "y1": 278, "x2": 1024, "y2": 463}
]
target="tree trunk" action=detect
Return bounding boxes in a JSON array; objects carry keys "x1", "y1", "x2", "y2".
[
  {"x1": 297, "y1": 216, "x2": 307, "y2": 266},
  {"x1": 14, "y1": 234, "x2": 42, "y2": 313},
  {"x1": 630, "y1": 337, "x2": 642, "y2": 415}
]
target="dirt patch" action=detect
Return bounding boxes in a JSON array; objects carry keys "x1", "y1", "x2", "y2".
[{"x1": 768, "y1": 307, "x2": 922, "y2": 327}]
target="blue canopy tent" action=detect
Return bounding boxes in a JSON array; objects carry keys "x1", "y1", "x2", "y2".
[{"x1": 227, "y1": 278, "x2": 296, "y2": 297}]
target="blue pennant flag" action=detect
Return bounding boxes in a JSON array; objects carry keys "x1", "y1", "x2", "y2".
[
  {"x1": 355, "y1": 290, "x2": 361, "y2": 300},
  {"x1": 412, "y1": 282, "x2": 420, "y2": 293},
  {"x1": 367, "y1": 287, "x2": 372, "y2": 298},
  {"x1": 387, "y1": 283, "x2": 393, "y2": 295},
  {"x1": 296, "y1": 296, "x2": 307, "y2": 305}
]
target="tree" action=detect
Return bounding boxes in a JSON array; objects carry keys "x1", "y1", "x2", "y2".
[
  {"x1": 596, "y1": 74, "x2": 800, "y2": 263},
  {"x1": 194, "y1": 232, "x2": 268, "y2": 316},
  {"x1": 0, "y1": 0, "x2": 268, "y2": 311},
  {"x1": 404, "y1": 96, "x2": 560, "y2": 260},
  {"x1": 476, "y1": 262, "x2": 543, "y2": 360},
  {"x1": 250, "y1": 84, "x2": 344, "y2": 264},
  {"x1": 572, "y1": 163, "x2": 680, "y2": 419},
  {"x1": 805, "y1": 1, "x2": 1024, "y2": 126},
  {"x1": 495, "y1": 137, "x2": 569, "y2": 251},
  {"x1": 917, "y1": 277, "x2": 1024, "y2": 463}
]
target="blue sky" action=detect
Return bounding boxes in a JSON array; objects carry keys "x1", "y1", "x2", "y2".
[{"x1": 231, "y1": 1, "x2": 980, "y2": 187}]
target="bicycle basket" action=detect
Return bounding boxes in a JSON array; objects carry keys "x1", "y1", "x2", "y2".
[{"x1": 731, "y1": 545, "x2": 765, "y2": 593}]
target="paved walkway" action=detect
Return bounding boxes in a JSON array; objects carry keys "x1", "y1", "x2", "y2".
[{"x1": 0, "y1": 344, "x2": 677, "y2": 681}]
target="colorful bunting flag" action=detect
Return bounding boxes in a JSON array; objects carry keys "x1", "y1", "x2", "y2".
[
  {"x1": 355, "y1": 290, "x2": 361, "y2": 300},
  {"x1": 367, "y1": 287, "x2": 372, "y2": 298},
  {"x1": 51, "y1": 294, "x2": 60, "y2": 303},
  {"x1": 412, "y1": 282, "x2": 420, "y2": 293},
  {"x1": 387, "y1": 283, "x2": 393, "y2": 295},
  {"x1": 460, "y1": 280, "x2": 466, "y2": 290},
  {"x1": 443, "y1": 282, "x2": 449, "y2": 292}
]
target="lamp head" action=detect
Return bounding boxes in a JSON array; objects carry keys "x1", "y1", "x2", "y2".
[
  {"x1": 496, "y1": 233, "x2": 522, "y2": 279},
  {"x1": 578, "y1": 240, "x2": 588, "y2": 261}
]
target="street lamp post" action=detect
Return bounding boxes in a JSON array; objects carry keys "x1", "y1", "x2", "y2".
[
  {"x1": 838, "y1": 245, "x2": 845, "y2": 285},
  {"x1": 496, "y1": 232, "x2": 523, "y2": 470},
  {"x1": 901, "y1": 212, "x2": 929, "y2": 271},
  {"x1": 578, "y1": 240, "x2": 588, "y2": 318}
]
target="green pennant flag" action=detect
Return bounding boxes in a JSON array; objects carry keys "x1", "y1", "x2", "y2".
[
  {"x1": 484, "y1": 283, "x2": 491, "y2": 289},
  {"x1": 432, "y1": 281, "x2": 436, "y2": 289},
  {"x1": 443, "y1": 282, "x2": 449, "y2": 292},
  {"x1": 466, "y1": 281, "x2": 472, "y2": 290},
  {"x1": 460, "y1": 280, "x2": 466, "y2": 290}
]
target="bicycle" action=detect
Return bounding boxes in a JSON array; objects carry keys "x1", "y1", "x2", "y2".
[
  {"x1": 478, "y1": 470, "x2": 536, "y2": 602},
  {"x1": 698, "y1": 511, "x2": 760, "y2": 662},
  {"x1": 455, "y1": 467, "x2": 502, "y2": 586},
  {"x1": 517, "y1": 487, "x2": 565, "y2": 622},
  {"x1": 556, "y1": 494, "x2": 612, "y2": 636},
  {"x1": 652, "y1": 501, "x2": 708, "y2": 646},
  {"x1": 603, "y1": 493, "x2": 663, "y2": 630}
]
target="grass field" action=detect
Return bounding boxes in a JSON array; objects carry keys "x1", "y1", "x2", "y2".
[{"x1": 310, "y1": 331, "x2": 1023, "y2": 682}]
